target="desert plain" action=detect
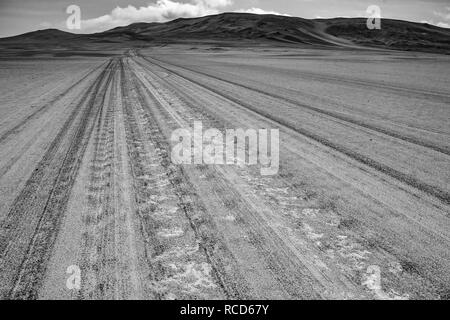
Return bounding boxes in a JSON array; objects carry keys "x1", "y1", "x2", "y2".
[{"x1": 0, "y1": 39, "x2": 449, "y2": 300}]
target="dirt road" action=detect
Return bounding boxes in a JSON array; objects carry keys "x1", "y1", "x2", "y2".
[{"x1": 0, "y1": 48, "x2": 449, "y2": 299}]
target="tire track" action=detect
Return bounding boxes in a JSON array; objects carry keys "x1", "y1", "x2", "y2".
[
  {"x1": 79, "y1": 66, "x2": 117, "y2": 299},
  {"x1": 0, "y1": 62, "x2": 109, "y2": 180},
  {"x1": 234, "y1": 61, "x2": 450, "y2": 101},
  {"x1": 0, "y1": 61, "x2": 108, "y2": 145},
  {"x1": 111, "y1": 68, "x2": 146, "y2": 299},
  {"x1": 131, "y1": 55, "x2": 449, "y2": 298},
  {"x1": 138, "y1": 55, "x2": 450, "y2": 205},
  {"x1": 121, "y1": 58, "x2": 241, "y2": 299},
  {"x1": 144, "y1": 55, "x2": 450, "y2": 156},
  {"x1": 119, "y1": 59, "x2": 165, "y2": 299},
  {"x1": 0, "y1": 59, "x2": 115, "y2": 299},
  {"x1": 128, "y1": 59, "x2": 351, "y2": 299}
]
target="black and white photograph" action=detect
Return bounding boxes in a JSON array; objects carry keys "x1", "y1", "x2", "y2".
[{"x1": 0, "y1": 0, "x2": 449, "y2": 305}]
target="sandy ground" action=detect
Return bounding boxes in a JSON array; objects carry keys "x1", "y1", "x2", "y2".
[{"x1": 0, "y1": 46, "x2": 449, "y2": 300}]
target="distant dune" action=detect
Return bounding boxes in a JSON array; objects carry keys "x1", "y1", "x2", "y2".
[{"x1": 1, "y1": 13, "x2": 450, "y2": 54}]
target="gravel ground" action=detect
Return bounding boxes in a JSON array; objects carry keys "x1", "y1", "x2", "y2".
[{"x1": 0, "y1": 46, "x2": 449, "y2": 300}]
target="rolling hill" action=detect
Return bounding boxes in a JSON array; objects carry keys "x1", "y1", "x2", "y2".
[{"x1": 1, "y1": 13, "x2": 449, "y2": 54}]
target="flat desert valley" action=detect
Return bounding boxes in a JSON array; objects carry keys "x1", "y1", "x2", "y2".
[{"x1": 0, "y1": 44, "x2": 449, "y2": 300}]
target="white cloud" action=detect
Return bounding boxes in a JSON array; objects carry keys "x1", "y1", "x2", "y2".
[
  {"x1": 81, "y1": 0, "x2": 232, "y2": 32},
  {"x1": 437, "y1": 22, "x2": 450, "y2": 28},
  {"x1": 433, "y1": 7, "x2": 450, "y2": 21},
  {"x1": 234, "y1": 8, "x2": 291, "y2": 16},
  {"x1": 80, "y1": 0, "x2": 289, "y2": 33},
  {"x1": 420, "y1": 20, "x2": 450, "y2": 29}
]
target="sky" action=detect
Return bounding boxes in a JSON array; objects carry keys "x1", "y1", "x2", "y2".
[{"x1": 0, "y1": 0, "x2": 449, "y2": 37}]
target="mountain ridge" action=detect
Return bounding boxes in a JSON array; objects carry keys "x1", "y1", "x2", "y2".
[{"x1": 1, "y1": 12, "x2": 450, "y2": 54}]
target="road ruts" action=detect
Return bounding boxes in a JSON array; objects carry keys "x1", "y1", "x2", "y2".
[
  {"x1": 0, "y1": 61, "x2": 108, "y2": 145},
  {"x1": 127, "y1": 58, "x2": 354, "y2": 299},
  {"x1": 0, "y1": 58, "x2": 116, "y2": 299},
  {"x1": 129, "y1": 54, "x2": 448, "y2": 298},
  {"x1": 143, "y1": 54, "x2": 450, "y2": 158},
  {"x1": 140, "y1": 55, "x2": 450, "y2": 206},
  {"x1": 1, "y1": 49, "x2": 447, "y2": 300},
  {"x1": 0, "y1": 62, "x2": 109, "y2": 181},
  {"x1": 78, "y1": 65, "x2": 118, "y2": 299},
  {"x1": 143, "y1": 54, "x2": 450, "y2": 165},
  {"x1": 145, "y1": 55, "x2": 450, "y2": 116},
  {"x1": 120, "y1": 57, "x2": 237, "y2": 299}
]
